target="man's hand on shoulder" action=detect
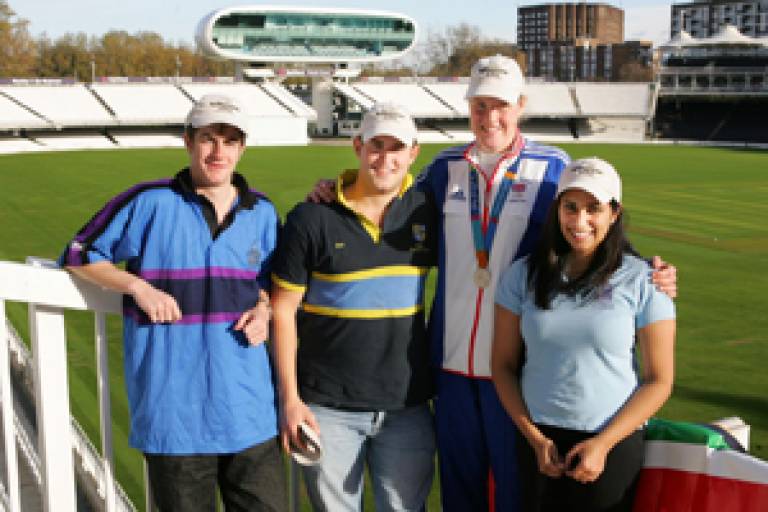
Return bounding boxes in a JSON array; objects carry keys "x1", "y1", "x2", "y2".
[
  {"x1": 234, "y1": 289, "x2": 271, "y2": 345},
  {"x1": 306, "y1": 179, "x2": 335, "y2": 203},
  {"x1": 128, "y1": 279, "x2": 182, "y2": 323},
  {"x1": 650, "y1": 255, "x2": 677, "y2": 299}
]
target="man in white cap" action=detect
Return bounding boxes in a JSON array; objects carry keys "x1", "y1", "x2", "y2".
[
  {"x1": 60, "y1": 94, "x2": 286, "y2": 511},
  {"x1": 271, "y1": 102, "x2": 437, "y2": 511},
  {"x1": 416, "y1": 55, "x2": 677, "y2": 511}
]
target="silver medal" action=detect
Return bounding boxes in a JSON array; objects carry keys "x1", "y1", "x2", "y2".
[{"x1": 473, "y1": 268, "x2": 491, "y2": 288}]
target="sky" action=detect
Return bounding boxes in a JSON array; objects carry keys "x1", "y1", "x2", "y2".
[{"x1": 11, "y1": 0, "x2": 674, "y2": 48}]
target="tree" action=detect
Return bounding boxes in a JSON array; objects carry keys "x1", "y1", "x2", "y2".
[{"x1": 0, "y1": 1, "x2": 37, "y2": 77}]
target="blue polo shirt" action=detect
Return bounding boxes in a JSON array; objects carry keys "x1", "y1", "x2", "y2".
[
  {"x1": 60, "y1": 169, "x2": 279, "y2": 454},
  {"x1": 495, "y1": 253, "x2": 675, "y2": 432}
]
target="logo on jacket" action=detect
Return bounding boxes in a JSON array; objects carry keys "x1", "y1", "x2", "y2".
[
  {"x1": 448, "y1": 185, "x2": 466, "y2": 201},
  {"x1": 412, "y1": 224, "x2": 426, "y2": 243},
  {"x1": 508, "y1": 182, "x2": 528, "y2": 203},
  {"x1": 247, "y1": 245, "x2": 261, "y2": 266}
]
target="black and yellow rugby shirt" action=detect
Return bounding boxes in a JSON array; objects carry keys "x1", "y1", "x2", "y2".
[{"x1": 272, "y1": 170, "x2": 438, "y2": 410}]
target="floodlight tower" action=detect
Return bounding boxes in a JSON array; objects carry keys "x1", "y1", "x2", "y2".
[{"x1": 195, "y1": 6, "x2": 417, "y2": 135}]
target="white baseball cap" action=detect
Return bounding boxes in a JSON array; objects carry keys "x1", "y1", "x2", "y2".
[
  {"x1": 359, "y1": 102, "x2": 417, "y2": 146},
  {"x1": 557, "y1": 157, "x2": 622, "y2": 204},
  {"x1": 185, "y1": 94, "x2": 249, "y2": 135},
  {"x1": 465, "y1": 54, "x2": 525, "y2": 105}
]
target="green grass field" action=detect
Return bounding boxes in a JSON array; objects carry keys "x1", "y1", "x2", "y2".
[{"x1": 1, "y1": 142, "x2": 766, "y2": 510}]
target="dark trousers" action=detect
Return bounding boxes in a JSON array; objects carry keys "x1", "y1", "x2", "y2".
[
  {"x1": 145, "y1": 438, "x2": 287, "y2": 512},
  {"x1": 517, "y1": 425, "x2": 644, "y2": 512}
]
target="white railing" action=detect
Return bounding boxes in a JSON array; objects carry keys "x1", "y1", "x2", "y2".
[
  {"x1": 0, "y1": 259, "x2": 302, "y2": 512},
  {"x1": 0, "y1": 259, "x2": 124, "y2": 512}
]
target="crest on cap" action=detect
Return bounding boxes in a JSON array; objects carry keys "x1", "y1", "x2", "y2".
[
  {"x1": 186, "y1": 93, "x2": 249, "y2": 136},
  {"x1": 359, "y1": 102, "x2": 417, "y2": 145}
]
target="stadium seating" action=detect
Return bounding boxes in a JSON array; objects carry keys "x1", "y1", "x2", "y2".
[
  {"x1": 0, "y1": 136, "x2": 45, "y2": 153},
  {"x1": 260, "y1": 82, "x2": 318, "y2": 120},
  {"x1": 0, "y1": 94, "x2": 50, "y2": 130},
  {"x1": 181, "y1": 82, "x2": 291, "y2": 117},
  {"x1": 421, "y1": 83, "x2": 470, "y2": 116},
  {"x1": 524, "y1": 83, "x2": 578, "y2": 117},
  {"x1": 0, "y1": 85, "x2": 114, "y2": 126},
  {"x1": 351, "y1": 83, "x2": 457, "y2": 117},
  {"x1": 574, "y1": 83, "x2": 652, "y2": 117},
  {"x1": 333, "y1": 82, "x2": 375, "y2": 110},
  {"x1": 111, "y1": 132, "x2": 185, "y2": 148},
  {"x1": 90, "y1": 83, "x2": 193, "y2": 124},
  {"x1": 33, "y1": 133, "x2": 116, "y2": 150}
]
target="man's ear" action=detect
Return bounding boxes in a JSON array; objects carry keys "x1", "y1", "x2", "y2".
[
  {"x1": 353, "y1": 136, "x2": 363, "y2": 158},
  {"x1": 517, "y1": 94, "x2": 528, "y2": 111},
  {"x1": 409, "y1": 143, "x2": 420, "y2": 164},
  {"x1": 183, "y1": 132, "x2": 193, "y2": 152}
]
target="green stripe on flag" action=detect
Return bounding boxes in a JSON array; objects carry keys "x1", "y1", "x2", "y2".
[{"x1": 645, "y1": 418, "x2": 730, "y2": 450}]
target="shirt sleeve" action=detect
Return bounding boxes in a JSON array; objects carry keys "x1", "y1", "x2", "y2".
[
  {"x1": 271, "y1": 205, "x2": 314, "y2": 292},
  {"x1": 257, "y1": 203, "x2": 281, "y2": 291},
  {"x1": 635, "y1": 265, "x2": 676, "y2": 329},
  {"x1": 58, "y1": 192, "x2": 143, "y2": 268},
  {"x1": 495, "y1": 258, "x2": 528, "y2": 315}
]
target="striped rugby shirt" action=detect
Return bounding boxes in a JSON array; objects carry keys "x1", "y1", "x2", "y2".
[
  {"x1": 60, "y1": 169, "x2": 280, "y2": 454},
  {"x1": 417, "y1": 138, "x2": 569, "y2": 379},
  {"x1": 272, "y1": 170, "x2": 438, "y2": 410}
]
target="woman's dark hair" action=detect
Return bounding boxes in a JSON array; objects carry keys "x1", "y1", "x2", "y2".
[{"x1": 527, "y1": 194, "x2": 638, "y2": 309}]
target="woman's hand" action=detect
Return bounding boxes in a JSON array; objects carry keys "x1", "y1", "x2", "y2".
[
  {"x1": 564, "y1": 436, "x2": 611, "y2": 484},
  {"x1": 532, "y1": 435, "x2": 565, "y2": 478}
]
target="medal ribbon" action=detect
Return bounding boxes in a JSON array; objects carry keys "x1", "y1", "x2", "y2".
[{"x1": 469, "y1": 159, "x2": 521, "y2": 269}]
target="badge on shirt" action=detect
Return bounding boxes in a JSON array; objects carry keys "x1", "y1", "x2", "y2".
[
  {"x1": 412, "y1": 223, "x2": 428, "y2": 252},
  {"x1": 508, "y1": 182, "x2": 528, "y2": 203},
  {"x1": 247, "y1": 245, "x2": 261, "y2": 266},
  {"x1": 448, "y1": 185, "x2": 466, "y2": 202}
]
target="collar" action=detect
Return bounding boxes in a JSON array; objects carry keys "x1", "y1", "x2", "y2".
[
  {"x1": 335, "y1": 169, "x2": 414, "y2": 207},
  {"x1": 463, "y1": 132, "x2": 526, "y2": 181},
  {"x1": 335, "y1": 169, "x2": 414, "y2": 244},
  {"x1": 173, "y1": 168, "x2": 260, "y2": 209}
]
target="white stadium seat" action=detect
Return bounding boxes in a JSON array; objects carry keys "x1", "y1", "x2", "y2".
[
  {"x1": 0, "y1": 85, "x2": 114, "y2": 126},
  {"x1": 90, "y1": 83, "x2": 193, "y2": 124}
]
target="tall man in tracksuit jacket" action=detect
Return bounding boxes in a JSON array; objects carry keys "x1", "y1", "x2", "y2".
[
  {"x1": 60, "y1": 94, "x2": 286, "y2": 511},
  {"x1": 418, "y1": 55, "x2": 676, "y2": 511}
]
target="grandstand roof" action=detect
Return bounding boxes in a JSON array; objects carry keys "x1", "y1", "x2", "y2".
[{"x1": 663, "y1": 25, "x2": 768, "y2": 49}]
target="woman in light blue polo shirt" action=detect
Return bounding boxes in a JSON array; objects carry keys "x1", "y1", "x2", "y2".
[{"x1": 492, "y1": 157, "x2": 675, "y2": 512}]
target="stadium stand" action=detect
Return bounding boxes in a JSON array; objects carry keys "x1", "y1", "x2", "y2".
[
  {"x1": 181, "y1": 82, "x2": 311, "y2": 145},
  {"x1": 110, "y1": 132, "x2": 185, "y2": 149},
  {"x1": 519, "y1": 118, "x2": 578, "y2": 143},
  {"x1": 0, "y1": 76, "x2": 661, "y2": 154},
  {"x1": 421, "y1": 82, "x2": 470, "y2": 116},
  {"x1": 0, "y1": 84, "x2": 114, "y2": 126},
  {"x1": 0, "y1": 94, "x2": 50, "y2": 130},
  {"x1": 655, "y1": 98, "x2": 768, "y2": 143},
  {"x1": 524, "y1": 83, "x2": 579, "y2": 117},
  {"x1": 416, "y1": 128, "x2": 455, "y2": 143},
  {"x1": 332, "y1": 82, "x2": 375, "y2": 110},
  {"x1": 351, "y1": 82, "x2": 456, "y2": 117},
  {"x1": 89, "y1": 83, "x2": 193, "y2": 124},
  {"x1": 260, "y1": 82, "x2": 318, "y2": 120},
  {"x1": 182, "y1": 82, "x2": 291, "y2": 117},
  {"x1": 32, "y1": 133, "x2": 116, "y2": 150},
  {"x1": 574, "y1": 83, "x2": 653, "y2": 117},
  {"x1": 0, "y1": 136, "x2": 43, "y2": 154}
]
